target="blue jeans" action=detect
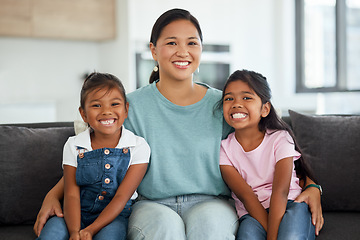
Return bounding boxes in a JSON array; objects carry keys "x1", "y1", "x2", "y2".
[
  {"x1": 236, "y1": 200, "x2": 315, "y2": 240},
  {"x1": 127, "y1": 194, "x2": 239, "y2": 240},
  {"x1": 37, "y1": 213, "x2": 129, "y2": 240}
]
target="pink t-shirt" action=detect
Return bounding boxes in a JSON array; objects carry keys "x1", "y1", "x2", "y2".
[{"x1": 220, "y1": 130, "x2": 302, "y2": 218}]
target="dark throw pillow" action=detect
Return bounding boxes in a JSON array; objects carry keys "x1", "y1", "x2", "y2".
[
  {"x1": 289, "y1": 110, "x2": 360, "y2": 211},
  {"x1": 0, "y1": 126, "x2": 74, "y2": 224}
]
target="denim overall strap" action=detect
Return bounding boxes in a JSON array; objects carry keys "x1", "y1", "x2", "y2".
[{"x1": 76, "y1": 147, "x2": 131, "y2": 227}]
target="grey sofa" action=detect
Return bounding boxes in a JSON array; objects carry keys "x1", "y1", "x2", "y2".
[{"x1": 0, "y1": 110, "x2": 359, "y2": 239}]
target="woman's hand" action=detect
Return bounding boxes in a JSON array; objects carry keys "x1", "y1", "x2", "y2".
[
  {"x1": 33, "y1": 195, "x2": 63, "y2": 237},
  {"x1": 33, "y1": 177, "x2": 65, "y2": 237},
  {"x1": 295, "y1": 186, "x2": 324, "y2": 236}
]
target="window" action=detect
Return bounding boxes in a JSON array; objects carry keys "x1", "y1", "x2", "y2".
[{"x1": 296, "y1": 0, "x2": 360, "y2": 92}]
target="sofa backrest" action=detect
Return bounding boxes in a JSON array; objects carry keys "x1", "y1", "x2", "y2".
[
  {"x1": 288, "y1": 110, "x2": 360, "y2": 212},
  {"x1": 0, "y1": 122, "x2": 75, "y2": 225},
  {"x1": 1, "y1": 112, "x2": 359, "y2": 225}
]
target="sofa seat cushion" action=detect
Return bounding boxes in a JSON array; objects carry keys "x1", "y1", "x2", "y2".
[
  {"x1": 0, "y1": 126, "x2": 74, "y2": 224},
  {"x1": 289, "y1": 110, "x2": 360, "y2": 211},
  {"x1": 0, "y1": 225, "x2": 37, "y2": 240},
  {"x1": 317, "y1": 212, "x2": 360, "y2": 240}
]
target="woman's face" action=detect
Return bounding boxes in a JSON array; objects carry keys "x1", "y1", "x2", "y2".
[{"x1": 150, "y1": 19, "x2": 202, "y2": 83}]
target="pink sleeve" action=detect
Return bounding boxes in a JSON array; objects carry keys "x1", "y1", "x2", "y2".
[
  {"x1": 274, "y1": 131, "x2": 301, "y2": 163},
  {"x1": 219, "y1": 143, "x2": 234, "y2": 166}
]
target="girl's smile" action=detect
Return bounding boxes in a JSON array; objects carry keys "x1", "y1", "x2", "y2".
[
  {"x1": 99, "y1": 118, "x2": 116, "y2": 126},
  {"x1": 231, "y1": 112, "x2": 248, "y2": 120}
]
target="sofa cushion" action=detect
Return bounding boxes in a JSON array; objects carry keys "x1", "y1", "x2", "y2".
[
  {"x1": 288, "y1": 110, "x2": 360, "y2": 211},
  {"x1": 317, "y1": 212, "x2": 360, "y2": 240},
  {"x1": 0, "y1": 126, "x2": 74, "y2": 224}
]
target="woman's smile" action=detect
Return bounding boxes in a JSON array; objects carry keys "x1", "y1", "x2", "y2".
[{"x1": 173, "y1": 61, "x2": 190, "y2": 68}]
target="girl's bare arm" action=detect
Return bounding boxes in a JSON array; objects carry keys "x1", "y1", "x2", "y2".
[
  {"x1": 63, "y1": 165, "x2": 81, "y2": 239},
  {"x1": 267, "y1": 157, "x2": 293, "y2": 240},
  {"x1": 80, "y1": 163, "x2": 148, "y2": 237},
  {"x1": 220, "y1": 165, "x2": 268, "y2": 230}
]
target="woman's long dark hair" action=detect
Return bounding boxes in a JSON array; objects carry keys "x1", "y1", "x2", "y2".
[
  {"x1": 219, "y1": 70, "x2": 316, "y2": 183},
  {"x1": 148, "y1": 8, "x2": 203, "y2": 84}
]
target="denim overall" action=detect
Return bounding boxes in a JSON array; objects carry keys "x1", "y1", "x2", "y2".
[
  {"x1": 76, "y1": 147, "x2": 132, "y2": 227},
  {"x1": 36, "y1": 147, "x2": 133, "y2": 240}
]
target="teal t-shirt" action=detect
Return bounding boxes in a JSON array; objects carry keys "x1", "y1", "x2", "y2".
[{"x1": 124, "y1": 81, "x2": 231, "y2": 200}]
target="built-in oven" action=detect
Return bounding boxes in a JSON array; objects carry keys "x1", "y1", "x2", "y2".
[{"x1": 135, "y1": 44, "x2": 231, "y2": 90}]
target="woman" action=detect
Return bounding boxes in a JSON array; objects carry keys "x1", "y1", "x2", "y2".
[{"x1": 34, "y1": 9, "x2": 323, "y2": 240}]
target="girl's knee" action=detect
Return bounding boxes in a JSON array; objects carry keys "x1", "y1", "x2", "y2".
[
  {"x1": 95, "y1": 217, "x2": 128, "y2": 240},
  {"x1": 287, "y1": 201, "x2": 310, "y2": 213},
  {"x1": 284, "y1": 201, "x2": 312, "y2": 223},
  {"x1": 237, "y1": 215, "x2": 266, "y2": 240},
  {"x1": 37, "y1": 216, "x2": 68, "y2": 240},
  {"x1": 278, "y1": 202, "x2": 315, "y2": 240}
]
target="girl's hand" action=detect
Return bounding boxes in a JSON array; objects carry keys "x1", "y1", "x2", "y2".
[
  {"x1": 79, "y1": 229, "x2": 93, "y2": 240},
  {"x1": 69, "y1": 232, "x2": 81, "y2": 240},
  {"x1": 295, "y1": 187, "x2": 324, "y2": 236}
]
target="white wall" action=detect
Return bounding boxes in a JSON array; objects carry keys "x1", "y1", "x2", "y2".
[
  {"x1": 0, "y1": 0, "x2": 359, "y2": 124},
  {"x1": 0, "y1": 37, "x2": 98, "y2": 122},
  {"x1": 0, "y1": 0, "x2": 131, "y2": 123},
  {"x1": 127, "y1": 0, "x2": 321, "y2": 115}
]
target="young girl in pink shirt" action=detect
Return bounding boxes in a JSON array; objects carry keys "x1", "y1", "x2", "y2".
[{"x1": 219, "y1": 70, "x2": 319, "y2": 240}]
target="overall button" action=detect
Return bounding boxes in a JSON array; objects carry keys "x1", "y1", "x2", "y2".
[
  {"x1": 101, "y1": 191, "x2": 107, "y2": 196},
  {"x1": 104, "y1": 178, "x2": 111, "y2": 184},
  {"x1": 122, "y1": 148, "x2": 129, "y2": 154},
  {"x1": 105, "y1": 163, "x2": 111, "y2": 169},
  {"x1": 104, "y1": 149, "x2": 110, "y2": 155},
  {"x1": 79, "y1": 153, "x2": 84, "y2": 158},
  {"x1": 98, "y1": 196, "x2": 104, "y2": 201}
]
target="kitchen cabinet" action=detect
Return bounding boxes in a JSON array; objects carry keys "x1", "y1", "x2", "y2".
[{"x1": 0, "y1": 0, "x2": 115, "y2": 41}]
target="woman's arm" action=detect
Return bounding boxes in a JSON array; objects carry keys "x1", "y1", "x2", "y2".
[
  {"x1": 80, "y1": 163, "x2": 148, "y2": 238},
  {"x1": 295, "y1": 176, "x2": 324, "y2": 235},
  {"x1": 220, "y1": 165, "x2": 268, "y2": 231},
  {"x1": 63, "y1": 165, "x2": 81, "y2": 239},
  {"x1": 33, "y1": 176, "x2": 65, "y2": 237},
  {"x1": 267, "y1": 157, "x2": 293, "y2": 240}
]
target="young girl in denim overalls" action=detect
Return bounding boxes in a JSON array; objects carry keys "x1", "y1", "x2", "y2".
[
  {"x1": 219, "y1": 70, "x2": 318, "y2": 240},
  {"x1": 37, "y1": 72, "x2": 150, "y2": 240}
]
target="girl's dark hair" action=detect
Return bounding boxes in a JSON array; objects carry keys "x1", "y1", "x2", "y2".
[
  {"x1": 220, "y1": 69, "x2": 316, "y2": 183},
  {"x1": 149, "y1": 8, "x2": 203, "y2": 84},
  {"x1": 80, "y1": 72, "x2": 126, "y2": 109}
]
